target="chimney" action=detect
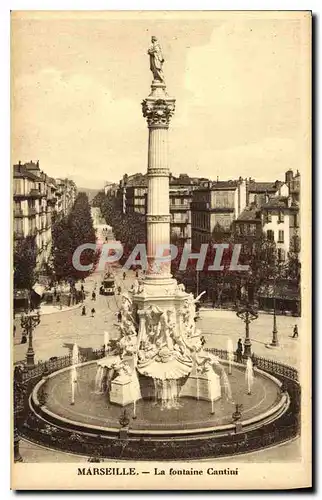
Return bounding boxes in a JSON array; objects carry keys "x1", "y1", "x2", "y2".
[
  {"x1": 216, "y1": 176, "x2": 219, "y2": 182},
  {"x1": 285, "y1": 170, "x2": 294, "y2": 184},
  {"x1": 265, "y1": 191, "x2": 269, "y2": 203}
]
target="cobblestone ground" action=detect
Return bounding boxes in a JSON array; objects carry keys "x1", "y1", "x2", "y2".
[
  {"x1": 14, "y1": 258, "x2": 302, "y2": 463},
  {"x1": 198, "y1": 309, "x2": 300, "y2": 369},
  {"x1": 13, "y1": 267, "x2": 134, "y2": 364}
]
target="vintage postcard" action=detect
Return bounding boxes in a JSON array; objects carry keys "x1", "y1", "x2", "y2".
[{"x1": 11, "y1": 10, "x2": 311, "y2": 490}]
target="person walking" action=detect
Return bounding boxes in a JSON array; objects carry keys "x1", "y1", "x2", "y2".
[
  {"x1": 236, "y1": 338, "x2": 243, "y2": 363},
  {"x1": 118, "y1": 311, "x2": 122, "y2": 323},
  {"x1": 117, "y1": 286, "x2": 121, "y2": 295},
  {"x1": 292, "y1": 324, "x2": 299, "y2": 338},
  {"x1": 81, "y1": 305, "x2": 86, "y2": 316},
  {"x1": 123, "y1": 271, "x2": 126, "y2": 280},
  {"x1": 91, "y1": 308, "x2": 96, "y2": 318},
  {"x1": 92, "y1": 291, "x2": 96, "y2": 301}
]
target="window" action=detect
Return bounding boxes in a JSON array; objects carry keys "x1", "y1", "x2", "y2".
[
  {"x1": 278, "y1": 248, "x2": 286, "y2": 261},
  {"x1": 278, "y1": 211, "x2": 284, "y2": 223},
  {"x1": 278, "y1": 230, "x2": 284, "y2": 243},
  {"x1": 266, "y1": 212, "x2": 272, "y2": 223},
  {"x1": 294, "y1": 213, "x2": 299, "y2": 228},
  {"x1": 267, "y1": 230, "x2": 274, "y2": 241}
]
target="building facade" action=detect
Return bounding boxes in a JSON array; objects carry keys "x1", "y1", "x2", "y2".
[
  {"x1": 55, "y1": 178, "x2": 77, "y2": 217},
  {"x1": 117, "y1": 173, "x2": 204, "y2": 245},
  {"x1": 191, "y1": 178, "x2": 247, "y2": 247},
  {"x1": 13, "y1": 161, "x2": 77, "y2": 271}
]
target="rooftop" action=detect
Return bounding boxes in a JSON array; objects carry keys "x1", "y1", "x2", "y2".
[
  {"x1": 236, "y1": 207, "x2": 261, "y2": 221},
  {"x1": 262, "y1": 196, "x2": 299, "y2": 210},
  {"x1": 248, "y1": 181, "x2": 281, "y2": 193},
  {"x1": 13, "y1": 164, "x2": 40, "y2": 181}
]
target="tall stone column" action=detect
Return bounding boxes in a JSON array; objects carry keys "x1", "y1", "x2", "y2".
[{"x1": 142, "y1": 81, "x2": 175, "y2": 283}]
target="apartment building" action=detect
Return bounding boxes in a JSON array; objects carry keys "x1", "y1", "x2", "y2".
[
  {"x1": 191, "y1": 178, "x2": 247, "y2": 247},
  {"x1": 55, "y1": 178, "x2": 77, "y2": 217},
  {"x1": 13, "y1": 161, "x2": 54, "y2": 268},
  {"x1": 117, "y1": 173, "x2": 203, "y2": 245},
  {"x1": 261, "y1": 195, "x2": 300, "y2": 262},
  {"x1": 13, "y1": 161, "x2": 77, "y2": 271}
]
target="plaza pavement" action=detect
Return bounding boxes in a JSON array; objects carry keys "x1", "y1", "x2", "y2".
[
  {"x1": 13, "y1": 267, "x2": 300, "y2": 369},
  {"x1": 14, "y1": 264, "x2": 301, "y2": 463}
]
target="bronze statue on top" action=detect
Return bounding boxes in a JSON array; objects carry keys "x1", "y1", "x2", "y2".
[{"x1": 148, "y1": 36, "x2": 165, "y2": 83}]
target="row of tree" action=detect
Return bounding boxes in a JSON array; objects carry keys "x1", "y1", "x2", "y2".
[
  {"x1": 92, "y1": 191, "x2": 146, "y2": 262},
  {"x1": 172, "y1": 223, "x2": 300, "y2": 309},
  {"x1": 14, "y1": 192, "x2": 97, "y2": 292},
  {"x1": 51, "y1": 192, "x2": 97, "y2": 283}
]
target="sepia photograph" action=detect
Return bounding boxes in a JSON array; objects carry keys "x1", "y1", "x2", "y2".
[{"x1": 11, "y1": 10, "x2": 311, "y2": 490}]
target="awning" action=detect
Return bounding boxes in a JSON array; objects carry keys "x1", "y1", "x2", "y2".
[{"x1": 33, "y1": 283, "x2": 46, "y2": 297}]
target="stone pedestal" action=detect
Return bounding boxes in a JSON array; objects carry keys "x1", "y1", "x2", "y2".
[
  {"x1": 180, "y1": 371, "x2": 221, "y2": 402},
  {"x1": 119, "y1": 426, "x2": 129, "y2": 440},
  {"x1": 110, "y1": 374, "x2": 141, "y2": 407}
]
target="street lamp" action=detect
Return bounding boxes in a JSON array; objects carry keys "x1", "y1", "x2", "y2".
[
  {"x1": 236, "y1": 303, "x2": 258, "y2": 358},
  {"x1": 20, "y1": 310, "x2": 41, "y2": 369},
  {"x1": 270, "y1": 279, "x2": 279, "y2": 347},
  {"x1": 267, "y1": 261, "x2": 283, "y2": 348}
]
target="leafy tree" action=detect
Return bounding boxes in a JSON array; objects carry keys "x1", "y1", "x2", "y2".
[
  {"x1": 51, "y1": 192, "x2": 98, "y2": 282},
  {"x1": 14, "y1": 236, "x2": 37, "y2": 290}
]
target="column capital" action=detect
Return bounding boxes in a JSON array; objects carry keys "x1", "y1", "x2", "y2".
[{"x1": 142, "y1": 97, "x2": 176, "y2": 128}]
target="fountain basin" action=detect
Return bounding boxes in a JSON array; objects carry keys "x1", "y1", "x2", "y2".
[{"x1": 30, "y1": 360, "x2": 287, "y2": 438}]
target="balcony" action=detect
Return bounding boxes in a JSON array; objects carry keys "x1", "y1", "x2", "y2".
[
  {"x1": 170, "y1": 203, "x2": 190, "y2": 211},
  {"x1": 14, "y1": 189, "x2": 43, "y2": 199},
  {"x1": 29, "y1": 188, "x2": 43, "y2": 198},
  {"x1": 47, "y1": 197, "x2": 57, "y2": 206}
]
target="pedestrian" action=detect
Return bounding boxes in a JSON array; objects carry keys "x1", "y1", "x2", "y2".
[
  {"x1": 236, "y1": 338, "x2": 243, "y2": 363},
  {"x1": 92, "y1": 291, "x2": 96, "y2": 301},
  {"x1": 117, "y1": 286, "x2": 121, "y2": 295},
  {"x1": 13, "y1": 324, "x2": 16, "y2": 337},
  {"x1": 82, "y1": 305, "x2": 86, "y2": 316},
  {"x1": 123, "y1": 271, "x2": 126, "y2": 280},
  {"x1": 118, "y1": 311, "x2": 122, "y2": 322},
  {"x1": 135, "y1": 270, "x2": 139, "y2": 278},
  {"x1": 81, "y1": 284, "x2": 84, "y2": 293},
  {"x1": 292, "y1": 324, "x2": 299, "y2": 338},
  {"x1": 91, "y1": 308, "x2": 96, "y2": 318}
]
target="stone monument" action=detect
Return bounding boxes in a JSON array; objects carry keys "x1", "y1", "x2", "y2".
[{"x1": 97, "y1": 37, "x2": 222, "y2": 408}]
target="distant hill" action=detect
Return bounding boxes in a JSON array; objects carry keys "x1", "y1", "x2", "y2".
[{"x1": 78, "y1": 187, "x2": 102, "y2": 203}]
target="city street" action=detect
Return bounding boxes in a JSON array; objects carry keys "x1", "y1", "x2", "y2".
[
  {"x1": 13, "y1": 267, "x2": 134, "y2": 364},
  {"x1": 14, "y1": 265, "x2": 300, "y2": 369}
]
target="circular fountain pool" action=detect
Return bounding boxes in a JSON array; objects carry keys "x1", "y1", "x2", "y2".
[{"x1": 30, "y1": 361, "x2": 288, "y2": 438}]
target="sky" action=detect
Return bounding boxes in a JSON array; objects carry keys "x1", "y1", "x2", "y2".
[{"x1": 11, "y1": 11, "x2": 310, "y2": 189}]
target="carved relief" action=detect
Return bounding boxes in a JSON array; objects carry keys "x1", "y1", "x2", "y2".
[
  {"x1": 142, "y1": 98, "x2": 175, "y2": 127},
  {"x1": 146, "y1": 214, "x2": 171, "y2": 223},
  {"x1": 148, "y1": 167, "x2": 169, "y2": 177}
]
